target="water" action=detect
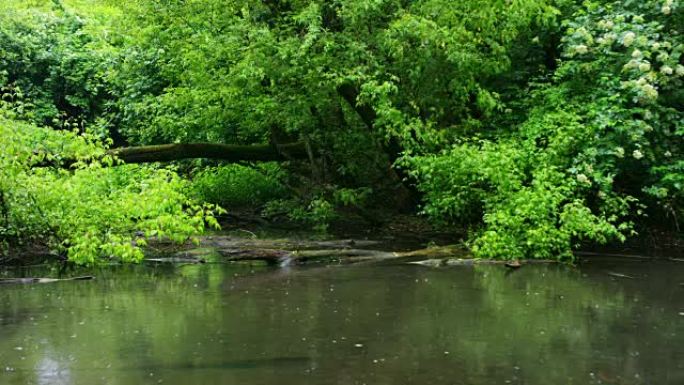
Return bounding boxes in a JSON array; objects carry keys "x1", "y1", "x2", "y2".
[{"x1": 1, "y1": 259, "x2": 683, "y2": 384}]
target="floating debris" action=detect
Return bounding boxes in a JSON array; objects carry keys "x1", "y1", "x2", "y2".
[
  {"x1": 607, "y1": 272, "x2": 634, "y2": 279},
  {"x1": 0, "y1": 276, "x2": 94, "y2": 285}
]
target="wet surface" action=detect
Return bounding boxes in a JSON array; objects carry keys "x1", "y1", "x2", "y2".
[{"x1": 0, "y1": 258, "x2": 683, "y2": 384}]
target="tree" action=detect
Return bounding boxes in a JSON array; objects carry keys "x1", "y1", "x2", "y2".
[
  {"x1": 410, "y1": 0, "x2": 683, "y2": 260},
  {"x1": 1, "y1": 0, "x2": 682, "y2": 264}
]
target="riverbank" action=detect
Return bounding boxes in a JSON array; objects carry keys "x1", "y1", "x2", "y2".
[{"x1": 2, "y1": 211, "x2": 682, "y2": 267}]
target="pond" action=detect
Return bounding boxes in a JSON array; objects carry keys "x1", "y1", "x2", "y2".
[{"x1": 1, "y1": 257, "x2": 683, "y2": 384}]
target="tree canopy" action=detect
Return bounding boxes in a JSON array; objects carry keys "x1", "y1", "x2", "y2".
[{"x1": 0, "y1": 0, "x2": 681, "y2": 264}]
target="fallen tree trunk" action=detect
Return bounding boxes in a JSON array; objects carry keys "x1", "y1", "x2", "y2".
[
  {"x1": 35, "y1": 142, "x2": 308, "y2": 168},
  {"x1": 216, "y1": 248, "x2": 396, "y2": 265},
  {"x1": 110, "y1": 142, "x2": 307, "y2": 164},
  {"x1": 149, "y1": 238, "x2": 561, "y2": 268}
]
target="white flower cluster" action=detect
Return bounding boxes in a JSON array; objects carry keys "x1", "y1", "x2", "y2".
[
  {"x1": 574, "y1": 44, "x2": 588, "y2": 54},
  {"x1": 597, "y1": 19, "x2": 614, "y2": 30},
  {"x1": 622, "y1": 38, "x2": 678, "y2": 80},
  {"x1": 662, "y1": 0, "x2": 674, "y2": 15},
  {"x1": 623, "y1": 57, "x2": 651, "y2": 73},
  {"x1": 624, "y1": 77, "x2": 659, "y2": 103},
  {"x1": 575, "y1": 27, "x2": 592, "y2": 41},
  {"x1": 624, "y1": 59, "x2": 638, "y2": 70},
  {"x1": 622, "y1": 32, "x2": 636, "y2": 47},
  {"x1": 640, "y1": 83, "x2": 658, "y2": 101},
  {"x1": 576, "y1": 173, "x2": 590, "y2": 184},
  {"x1": 601, "y1": 32, "x2": 618, "y2": 45},
  {"x1": 676, "y1": 65, "x2": 684, "y2": 76}
]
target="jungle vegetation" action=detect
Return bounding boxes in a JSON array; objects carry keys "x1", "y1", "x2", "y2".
[{"x1": 0, "y1": 0, "x2": 681, "y2": 264}]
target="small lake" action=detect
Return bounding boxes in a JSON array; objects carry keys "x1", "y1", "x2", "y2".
[{"x1": 1, "y1": 258, "x2": 683, "y2": 384}]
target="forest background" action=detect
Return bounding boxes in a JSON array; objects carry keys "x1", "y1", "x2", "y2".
[{"x1": 0, "y1": 0, "x2": 681, "y2": 264}]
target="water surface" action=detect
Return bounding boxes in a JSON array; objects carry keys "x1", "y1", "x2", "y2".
[{"x1": 1, "y1": 259, "x2": 683, "y2": 384}]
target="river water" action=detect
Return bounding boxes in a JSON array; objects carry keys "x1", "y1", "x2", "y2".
[{"x1": 1, "y1": 258, "x2": 683, "y2": 384}]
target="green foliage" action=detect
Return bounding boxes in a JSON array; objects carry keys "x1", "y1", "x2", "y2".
[
  {"x1": 262, "y1": 185, "x2": 373, "y2": 231},
  {"x1": 262, "y1": 197, "x2": 336, "y2": 231},
  {"x1": 106, "y1": 0, "x2": 564, "y2": 234},
  {"x1": 411, "y1": 0, "x2": 683, "y2": 260},
  {"x1": 191, "y1": 164, "x2": 287, "y2": 208},
  {"x1": 112, "y1": 0, "x2": 557, "y2": 164},
  {"x1": 0, "y1": 115, "x2": 217, "y2": 264},
  {"x1": 1, "y1": 0, "x2": 682, "y2": 263},
  {"x1": 0, "y1": 2, "x2": 117, "y2": 130}
]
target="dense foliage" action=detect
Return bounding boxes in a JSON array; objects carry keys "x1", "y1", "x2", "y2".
[
  {"x1": 0, "y1": 0, "x2": 681, "y2": 263},
  {"x1": 411, "y1": 0, "x2": 683, "y2": 259},
  {"x1": 0, "y1": 113, "x2": 219, "y2": 264},
  {"x1": 0, "y1": 1, "x2": 117, "y2": 132},
  {"x1": 191, "y1": 164, "x2": 287, "y2": 208}
]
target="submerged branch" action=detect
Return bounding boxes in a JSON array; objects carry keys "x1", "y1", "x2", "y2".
[{"x1": 0, "y1": 276, "x2": 94, "y2": 285}]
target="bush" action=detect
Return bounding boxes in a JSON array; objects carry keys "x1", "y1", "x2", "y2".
[
  {"x1": 191, "y1": 164, "x2": 287, "y2": 208},
  {"x1": 410, "y1": 0, "x2": 682, "y2": 260},
  {"x1": 0, "y1": 2, "x2": 115, "y2": 130},
  {"x1": 0, "y1": 115, "x2": 218, "y2": 264}
]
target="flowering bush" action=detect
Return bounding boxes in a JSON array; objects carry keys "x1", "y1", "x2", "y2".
[{"x1": 411, "y1": 0, "x2": 683, "y2": 260}]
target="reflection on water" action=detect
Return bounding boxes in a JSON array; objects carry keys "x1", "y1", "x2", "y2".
[
  {"x1": 36, "y1": 355, "x2": 70, "y2": 385},
  {"x1": 0, "y1": 260, "x2": 683, "y2": 384}
]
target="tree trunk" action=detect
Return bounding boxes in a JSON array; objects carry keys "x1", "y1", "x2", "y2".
[
  {"x1": 337, "y1": 83, "x2": 420, "y2": 209},
  {"x1": 35, "y1": 142, "x2": 308, "y2": 168}
]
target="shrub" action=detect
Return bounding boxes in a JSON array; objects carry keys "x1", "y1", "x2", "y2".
[
  {"x1": 191, "y1": 164, "x2": 287, "y2": 208},
  {"x1": 0, "y1": 115, "x2": 218, "y2": 264},
  {"x1": 410, "y1": 0, "x2": 682, "y2": 260}
]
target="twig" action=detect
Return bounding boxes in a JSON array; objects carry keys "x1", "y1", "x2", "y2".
[
  {"x1": 607, "y1": 272, "x2": 634, "y2": 279},
  {"x1": 236, "y1": 229, "x2": 258, "y2": 239}
]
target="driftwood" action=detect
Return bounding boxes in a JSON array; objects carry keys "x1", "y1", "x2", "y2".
[
  {"x1": 216, "y1": 248, "x2": 395, "y2": 265},
  {"x1": 408, "y1": 258, "x2": 556, "y2": 267},
  {"x1": 607, "y1": 271, "x2": 635, "y2": 279},
  {"x1": 145, "y1": 257, "x2": 206, "y2": 264},
  {"x1": 396, "y1": 245, "x2": 467, "y2": 259},
  {"x1": 0, "y1": 276, "x2": 94, "y2": 285},
  {"x1": 153, "y1": 236, "x2": 562, "y2": 267},
  {"x1": 182, "y1": 238, "x2": 524, "y2": 267}
]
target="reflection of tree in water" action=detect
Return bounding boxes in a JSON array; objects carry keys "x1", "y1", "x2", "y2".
[
  {"x1": 0, "y1": 264, "x2": 682, "y2": 384},
  {"x1": 0, "y1": 265, "x2": 240, "y2": 384},
  {"x1": 456, "y1": 264, "x2": 682, "y2": 385}
]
